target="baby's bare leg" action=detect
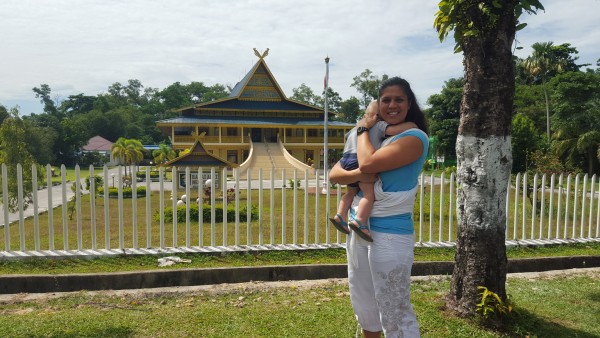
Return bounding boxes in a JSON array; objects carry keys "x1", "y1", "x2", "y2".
[
  {"x1": 347, "y1": 182, "x2": 375, "y2": 242},
  {"x1": 355, "y1": 182, "x2": 374, "y2": 224},
  {"x1": 336, "y1": 186, "x2": 358, "y2": 222}
]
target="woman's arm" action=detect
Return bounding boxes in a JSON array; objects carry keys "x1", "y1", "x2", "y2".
[
  {"x1": 329, "y1": 161, "x2": 378, "y2": 185},
  {"x1": 356, "y1": 133, "x2": 424, "y2": 174}
]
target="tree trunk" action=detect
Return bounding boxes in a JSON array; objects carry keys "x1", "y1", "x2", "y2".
[
  {"x1": 446, "y1": 4, "x2": 515, "y2": 316},
  {"x1": 542, "y1": 77, "x2": 550, "y2": 141}
]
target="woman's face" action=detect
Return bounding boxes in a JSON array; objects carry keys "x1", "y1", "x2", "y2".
[{"x1": 378, "y1": 85, "x2": 410, "y2": 125}]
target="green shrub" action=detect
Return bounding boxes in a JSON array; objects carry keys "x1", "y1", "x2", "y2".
[
  {"x1": 85, "y1": 175, "x2": 104, "y2": 190},
  {"x1": 136, "y1": 171, "x2": 164, "y2": 180},
  {"x1": 476, "y1": 286, "x2": 515, "y2": 319},
  {"x1": 156, "y1": 204, "x2": 259, "y2": 223},
  {"x1": 443, "y1": 166, "x2": 457, "y2": 175},
  {"x1": 97, "y1": 186, "x2": 147, "y2": 198},
  {"x1": 288, "y1": 178, "x2": 301, "y2": 188}
]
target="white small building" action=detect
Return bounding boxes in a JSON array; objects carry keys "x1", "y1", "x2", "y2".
[{"x1": 81, "y1": 135, "x2": 115, "y2": 165}]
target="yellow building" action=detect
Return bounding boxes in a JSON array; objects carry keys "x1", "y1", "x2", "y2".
[{"x1": 156, "y1": 50, "x2": 354, "y2": 179}]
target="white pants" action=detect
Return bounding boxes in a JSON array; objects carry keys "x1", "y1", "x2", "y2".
[{"x1": 346, "y1": 231, "x2": 420, "y2": 338}]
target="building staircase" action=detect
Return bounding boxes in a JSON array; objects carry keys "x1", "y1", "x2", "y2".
[{"x1": 238, "y1": 140, "x2": 315, "y2": 181}]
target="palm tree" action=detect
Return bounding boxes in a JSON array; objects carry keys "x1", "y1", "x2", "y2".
[
  {"x1": 111, "y1": 137, "x2": 144, "y2": 178},
  {"x1": 522, "y1": 42, "x2": 566, "y2": 141},
  {"x1": 554, "y1": 130, "x2": 600, "y2": 176},
  {"x1": 111, "y1": 137, "x2": 129, "y2": 166},
  {"x1": 550, "y1": 71, "x2": 600, "y2": 175},
  {"x1": 152, "y1": 143, "x2": 176, "y2": 165}
]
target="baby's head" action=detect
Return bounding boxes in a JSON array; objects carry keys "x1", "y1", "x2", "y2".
[
  {"x1": 368, "y1": 100, "x2": 384, "y2": 121},
  {"x1": 366, "y1": 100, "x2": 379, "y2": 118}
]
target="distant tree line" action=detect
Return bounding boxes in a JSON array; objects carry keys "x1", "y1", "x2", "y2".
[
  {"x1": 425, "y1": 42, "x2": 600, "y2": 176},
  {"x1": 1, "y1": 51, "x2": 599, "y2": 181}
]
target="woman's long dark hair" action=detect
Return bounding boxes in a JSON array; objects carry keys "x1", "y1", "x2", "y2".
[{"x1": 378, "y1": 77, "x2": 429, "y2": 134}]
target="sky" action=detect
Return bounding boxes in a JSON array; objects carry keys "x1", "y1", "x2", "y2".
[{"x1": 2, "y1": 0, "x2": 599, "y2": 115}]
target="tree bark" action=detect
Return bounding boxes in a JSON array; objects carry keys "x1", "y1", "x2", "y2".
[{"x1": 446, "y1": 3, "x2": 516, "y2": 316}]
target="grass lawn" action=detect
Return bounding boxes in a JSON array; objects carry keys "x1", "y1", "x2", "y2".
[{"x1": 0, "y1": 269, "x2": 598, "y2": 337}]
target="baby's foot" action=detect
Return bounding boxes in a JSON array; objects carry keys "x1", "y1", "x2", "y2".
[
  {"x1": 329, "y1": 213, "x2": 350, "y2": 234},
  {"x1": 348, "y1": 219, "x2": 373, "y2": 242}
]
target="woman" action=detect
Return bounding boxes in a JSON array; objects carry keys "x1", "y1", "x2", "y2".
[{"x1": 329, "y1": 77, "x2": 429, "y2": 338}]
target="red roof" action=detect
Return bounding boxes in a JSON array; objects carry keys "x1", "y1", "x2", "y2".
[{"x1": 82, "y1": 136, "x2": 113, "y2": 152}]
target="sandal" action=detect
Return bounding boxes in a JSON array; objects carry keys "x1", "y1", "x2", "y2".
[
  {"x1": 329, "y1": 213, "x2": 350, "y2": 235},
  {"x1": 348, "y1": 219, "x2": 373, "y2": 242}
]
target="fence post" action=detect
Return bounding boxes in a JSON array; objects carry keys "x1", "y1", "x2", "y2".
[
  {"x1": 17, "y1": 164, "x2": 25, "y2": 251},
  {"x1": 588, "y1": 174, "x2": 596, "y2": 238},
  {"x1": 548, "y1": 173, "x2": 556, "y2": 239},
  {"x1": 75, "y1": 165, "x2": 82, "y2": 250},
  {"x1": 281, "y1": 169, "x2": 286, "y2": 245},
  {"x1": 118, "y1": 166, "x2": 124, "y2": 249},
  {"x1": 185, "y1": 167, "x2": 191, "y2": 248},
  {"x1": 246, "y1": 168, "x2": 251, "y2": 246},
  {"x1": 572, "y1": 174, "x2": 580, "y2": 238},
  {"x1": 61, "y1": 165, "x2": 68, "y2": 251},
  {"x1": 304, "y1": 169, "x2": 309, "y2": 245},
  {"x1": 235, "y1": 167, "x2": 240, "y2": 246},
  {"x1": 172, "y1": 167, "x2": 178, "y2": 248},
  {"x1": 146, "y1": 166, "x2": 152, "y2": 248},
  {"x1": 2, "y1": 164, "x2": 10, "y2": 251},
  {"x1": 292, "y1": 169, "x2": 298, "y2": 245},
  {"x1": 32, "y1": 164, "x2": 39, "y2": 251},
  {"x1": 539, "y1": 174, "x2": 546, "y2": 239},
  {"x1": 439, "y1": 172, "x2": 445, "y2": 242},
  {"x1": 198, "y1": 167, "x2": 204, "y2": 247},
  {"x1": 89, "y1": 165, "x2": 97, "y2": 250}
]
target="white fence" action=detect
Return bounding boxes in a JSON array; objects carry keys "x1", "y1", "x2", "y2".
[{"x1": 1, "y1": 164, "x2": 599, "y2": 259}]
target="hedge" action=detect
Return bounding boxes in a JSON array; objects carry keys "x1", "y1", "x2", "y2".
[
  {"x1": 97, "y1": 186, "x2": 147, "y2": 198},
  {"x1": 156, "y1": 204, "x2": 258, "y2": 223}
]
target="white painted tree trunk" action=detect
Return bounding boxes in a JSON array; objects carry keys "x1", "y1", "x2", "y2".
[
  {"x1": 450, "y1": 134, "x2": 512, "y2": 315},
  {"x1": 456, "y1": 135, "x2": 511, "y2": 231}
]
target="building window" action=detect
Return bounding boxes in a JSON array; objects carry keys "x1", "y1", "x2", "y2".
[
  {"x1": 307, "y1": 129, "x2": 317, "y2": 137},
  {"x1": 227, "y1": 150, "x2": 238, "y2": 163},
  {"x1": 227, "y1": 127, "x2": 238, "y2": 136},
  {"x1": 296, "y1": 129, "x2": 304, "y2": 137},
  {"x1": 174, "y1": 127, "x2": 193, "y2": 135}
]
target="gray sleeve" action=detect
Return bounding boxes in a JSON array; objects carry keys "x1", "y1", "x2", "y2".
[{"x1": 368, "y1": 121, "x2": 388, "y2": 148}]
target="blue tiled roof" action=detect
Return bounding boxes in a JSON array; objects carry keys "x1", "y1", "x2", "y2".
[
  {"x1": 157, "y1": 115, "x2": 354, "y2": 127},
  {"x1": 195, "y1": 99, "x2": 320, "y2": 111}
]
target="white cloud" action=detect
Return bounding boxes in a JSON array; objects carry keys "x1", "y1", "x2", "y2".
[{"x1": 1, "y1": 0, "x2": 599, "y2": 114}]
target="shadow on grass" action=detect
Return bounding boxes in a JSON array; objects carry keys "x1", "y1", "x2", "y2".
[
  {"x1": 589, "y1": 291, "x2": 600, "y2": 303},
  {"x1": 33, "y1": 326, "x2": 133, "y2": 338},
  {"x1": 503, "y1": 308, "x2": 599, "y2": 338}
]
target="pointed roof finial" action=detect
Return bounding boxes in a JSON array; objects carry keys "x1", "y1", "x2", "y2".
[{"x1": 253, "y1": 48, "x2": 269, "y2": 59}]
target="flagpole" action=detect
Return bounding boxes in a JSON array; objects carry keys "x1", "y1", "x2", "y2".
[{"x1": 322, "y1": 56, "x2": 330, "y2": 195}]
